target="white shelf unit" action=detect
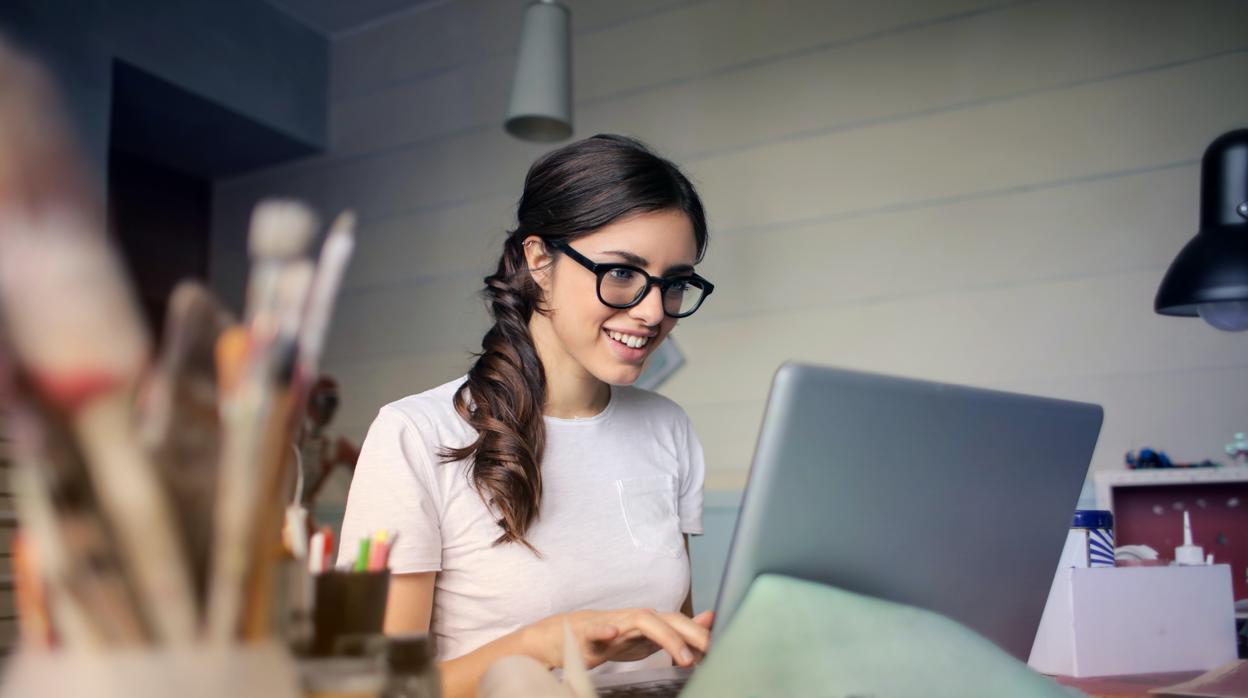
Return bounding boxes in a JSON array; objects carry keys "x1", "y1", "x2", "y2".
[{"x1": 1094, "y1": 466, "x2": 1248, "y2": 512}]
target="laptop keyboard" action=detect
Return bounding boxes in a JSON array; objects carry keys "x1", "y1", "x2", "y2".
[{"x1": 597, "y1": 678, "x2": 687, "y2": 697}]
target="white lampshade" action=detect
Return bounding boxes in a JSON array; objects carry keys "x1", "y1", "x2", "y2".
[{"x1": 504, "y1": 0, "x2": 572, "y2": 142}]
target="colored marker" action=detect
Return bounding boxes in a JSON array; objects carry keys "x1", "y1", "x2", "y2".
[
  {"x1": 354, "y1": 537, "x2": 371, "y2": 572},
  {"x1": 321, "y1": 527, "x2": 334, "y2": 573},
  {"x1": 381, "y1": 530, "x2": 398, "y2": 569},
  {"x1": 367, "y1": 530, "x2": 389, "y2": 571}
]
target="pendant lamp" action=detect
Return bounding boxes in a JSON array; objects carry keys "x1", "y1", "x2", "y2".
[{"x1": 504, "y1": 0, "x2": 572, "y2": 142}]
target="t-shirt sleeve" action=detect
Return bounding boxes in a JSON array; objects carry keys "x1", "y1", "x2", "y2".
[
  {"x1": 338, "y1": 405, "x2": 444, "y2": 573},
  {"x1": 677, "y1": 412, "x2": 706, "y2": 535}
]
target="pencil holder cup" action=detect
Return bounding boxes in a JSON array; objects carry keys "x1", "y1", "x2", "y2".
[
  {"x1": 0, "y1": 641, "x2": 301, "y2": 698},
  {"x1": 310, "y1": 569, "x2": 391, "y2": 656}
]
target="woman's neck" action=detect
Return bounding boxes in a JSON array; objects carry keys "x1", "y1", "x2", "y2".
[
  {"x1": 544, "y1": 372, "x2": 610, "y2": 419},
  {"x1": 529, "y1": 315, "x2": 611, "y2": 419}
]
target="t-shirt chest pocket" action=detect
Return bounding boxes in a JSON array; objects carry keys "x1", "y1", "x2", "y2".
[{"x1": 615, "y1": 475, "x2": 683, "y2": 558}]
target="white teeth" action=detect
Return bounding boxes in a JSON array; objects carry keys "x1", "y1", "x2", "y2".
[{"x1": 607, "y1": 330, "x2": 649, "y2": 349}]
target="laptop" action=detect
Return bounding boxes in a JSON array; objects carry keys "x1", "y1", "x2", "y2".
[{"x1": 593, "y1": 362, "x2": 1103, "y2": 696}]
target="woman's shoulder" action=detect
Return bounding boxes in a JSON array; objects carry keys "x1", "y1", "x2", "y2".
[
  {"x1": 613, "y1": 383, "x2": 690, "y2": 424},
  {"x1": 376, "y1": 374, "x2": 471, "y2": 434}
]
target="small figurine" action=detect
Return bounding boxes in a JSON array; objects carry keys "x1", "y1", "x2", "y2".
[
  {"x1": 1126, "y1": 448, "x2": 1173, "y2": 469},
  {"x1": 299, "y1": 376, "x2": 360, "y2": 506},
  {"x1": 1125, "y1": 448, "x2": 1220, "y2": 469}
]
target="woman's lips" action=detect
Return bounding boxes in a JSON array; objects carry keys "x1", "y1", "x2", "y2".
[{"x1": 604, "y1": 329, "x2": 649, "y2": 363}]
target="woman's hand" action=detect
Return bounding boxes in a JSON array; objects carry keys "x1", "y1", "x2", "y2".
[{"x1": 522, "y1": 608, "x2": 715, "y2": 670}]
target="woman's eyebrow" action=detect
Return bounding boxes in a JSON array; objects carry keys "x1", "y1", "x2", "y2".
[
  {"x1": 599, "y1": 249, "x2": 648, "y2": 266},
  {"x1": 599, "y1": 249, "x2": 695, "y2": 275}
]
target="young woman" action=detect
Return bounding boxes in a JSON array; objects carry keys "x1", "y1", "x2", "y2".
[{"x1": 339, "y1": 134, "x2": 716, "y2": 698}]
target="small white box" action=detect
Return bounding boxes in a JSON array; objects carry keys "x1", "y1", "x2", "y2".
[{"x1": 1028, "y1": 564, "x2": 1238, "y2": 678}]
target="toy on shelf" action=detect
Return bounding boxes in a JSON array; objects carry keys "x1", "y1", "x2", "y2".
[{"x1": 1125, "y1": 448, "x2": 1219, "y2": 470}]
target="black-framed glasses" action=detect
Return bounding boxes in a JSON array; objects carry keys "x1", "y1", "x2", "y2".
[{"x1": 551, "y1": 241, "x2": 714, "y2": 318}]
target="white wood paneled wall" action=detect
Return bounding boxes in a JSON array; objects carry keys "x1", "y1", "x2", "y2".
[{"x1": 211, "y1": 0, "x2": 1248, "y2": 491}]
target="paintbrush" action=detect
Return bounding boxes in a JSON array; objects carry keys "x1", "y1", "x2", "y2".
[
  {"x1": 238, "y1": 263, "x2": 315, "y2": 639},
  {"x1": 205, "y1": 201, "x2": 315, "y2": 643},
  {"x1": 238, "y1": 211, "x2": 356, "y2": 639},
  {"x1": 0, "y1": 40, "x2": 197, "y2": 645},
  {"x1": 1, "y1": 356, "x2": 148, "y2": 648},
  {"x1": 237, "y1": 394, "x2": 304, "y2": 640},
  {"x1": 136, "y1": 280, "x2": 234, "y2": 611},
  {"x1": 0, "y1": 222, "x2": 200, "y2": 646}
]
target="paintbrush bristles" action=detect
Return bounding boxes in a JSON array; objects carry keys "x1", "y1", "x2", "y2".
[
  {"x1": 248, "y1": 200, "x2": 317, "y2": 260},
  {"x1": 0, "y1": 215, "x2": 149, "y2": 399}
]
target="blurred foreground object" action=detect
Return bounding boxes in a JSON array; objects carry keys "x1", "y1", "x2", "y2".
[
  {"x1": 0, "y1": 33, "x2": 197, "y2": 648},
  {"x1": 0, "y1": 36, "x2": 356, "y2": 697},
  {"x1": 478, "y1": 621, "x2": 595, "y2": 698},
  {"x1": 681, "y1": 574, "x2": 1070, "y2": 698}
]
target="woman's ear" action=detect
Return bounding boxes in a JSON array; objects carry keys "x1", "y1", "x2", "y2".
[{"x1": 522, "y1": 235, "x2": 554, "y2": 291}]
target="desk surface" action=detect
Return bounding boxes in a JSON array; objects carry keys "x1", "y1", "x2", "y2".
[{"x1": 1054, "y1": 672, "x2": 1203, "y2": 697}]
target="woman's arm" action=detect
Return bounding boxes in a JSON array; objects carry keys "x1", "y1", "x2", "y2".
[
  {"x1": 383, "y1": 572, "x2": 435, "y2": 634},
  {"x1": 385, "y1": 573, "x2": 537, "y2": 698},
  {"x1": 440, "y1": 628, "x2": 539, "y2": 698},
  {"x1": 384, "y1": 570, "x2": 710, "y2": 698},
  {"x1": 680, "y1": 535, "x2": 694, "y2": 617}
]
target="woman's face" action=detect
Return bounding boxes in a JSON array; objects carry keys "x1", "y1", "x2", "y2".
[{"x1": 526, "y1": 209, "x2": 700, "y2": 386}]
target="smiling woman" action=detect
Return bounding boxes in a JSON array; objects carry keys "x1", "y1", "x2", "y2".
[{"x1": 337, "y1": 134, "x2": 716, "y2": 698}]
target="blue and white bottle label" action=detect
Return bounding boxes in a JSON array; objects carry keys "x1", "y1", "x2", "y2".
[{"x1": 1086, "y1": 527, "x2": 1115, "y2": 567}]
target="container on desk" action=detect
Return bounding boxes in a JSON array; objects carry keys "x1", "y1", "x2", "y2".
[
  {"x1": 310, "y1": 570, "x2": 391, "y2": 657},
  {"x1": 385, "y1": 633, "x2": 441, "y2": 698},
  {"x1": 1070, "y1": 509, "x2": 1114, "y2": 568},
  {"x1": 300, "y1": 634, "x2": 440, "y2": 698},
  {"x1": 1028, "y1": 564, "x2": 1239, "y2": 678}
]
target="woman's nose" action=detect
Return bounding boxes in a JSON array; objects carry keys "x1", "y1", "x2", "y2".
[{"x1": 629, "y1": 283, "x2": 665, "y2": 325}]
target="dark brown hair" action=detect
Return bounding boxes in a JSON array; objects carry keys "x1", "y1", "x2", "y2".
[{"x1": 439, "y1": 134, "x2": 709, "y2": 549}]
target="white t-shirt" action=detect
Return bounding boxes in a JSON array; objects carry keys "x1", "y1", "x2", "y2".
[{"x1": 338, "y1": 375, "x2": 706, "y2": 671}]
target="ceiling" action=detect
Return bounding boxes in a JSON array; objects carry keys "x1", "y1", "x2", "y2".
[{"x1": 264, "y1": 0, "x2": 451, "y2": 37}]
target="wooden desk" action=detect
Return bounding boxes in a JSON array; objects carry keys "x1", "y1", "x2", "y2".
[{"x1": 1053, "y1": 671, "x2": 1203, "y2": 697}]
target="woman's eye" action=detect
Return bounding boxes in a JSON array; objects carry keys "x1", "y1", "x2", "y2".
[{"x1": 608, "y1": 268, "x2": 638, "y2": 282}]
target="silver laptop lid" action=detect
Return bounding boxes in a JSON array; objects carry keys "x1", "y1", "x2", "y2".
[{"x1": 713, "y1": 363, "x2": 1103, "y2": 660}]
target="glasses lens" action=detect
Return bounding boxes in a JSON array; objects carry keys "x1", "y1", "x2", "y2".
[
  {"x1": 599, "y1": 267, "x2": 648, "y2": 307},
  {"x1": 664, "y1": 278, "x2": 706, "y2": 317},
  {"x1": 598, "y1": 268, "x2": 708, "y2": 316}
]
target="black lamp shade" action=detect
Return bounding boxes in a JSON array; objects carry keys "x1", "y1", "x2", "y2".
[{"x1": 1155, "y1": 129, "x2": 1248, "y2": 316}]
